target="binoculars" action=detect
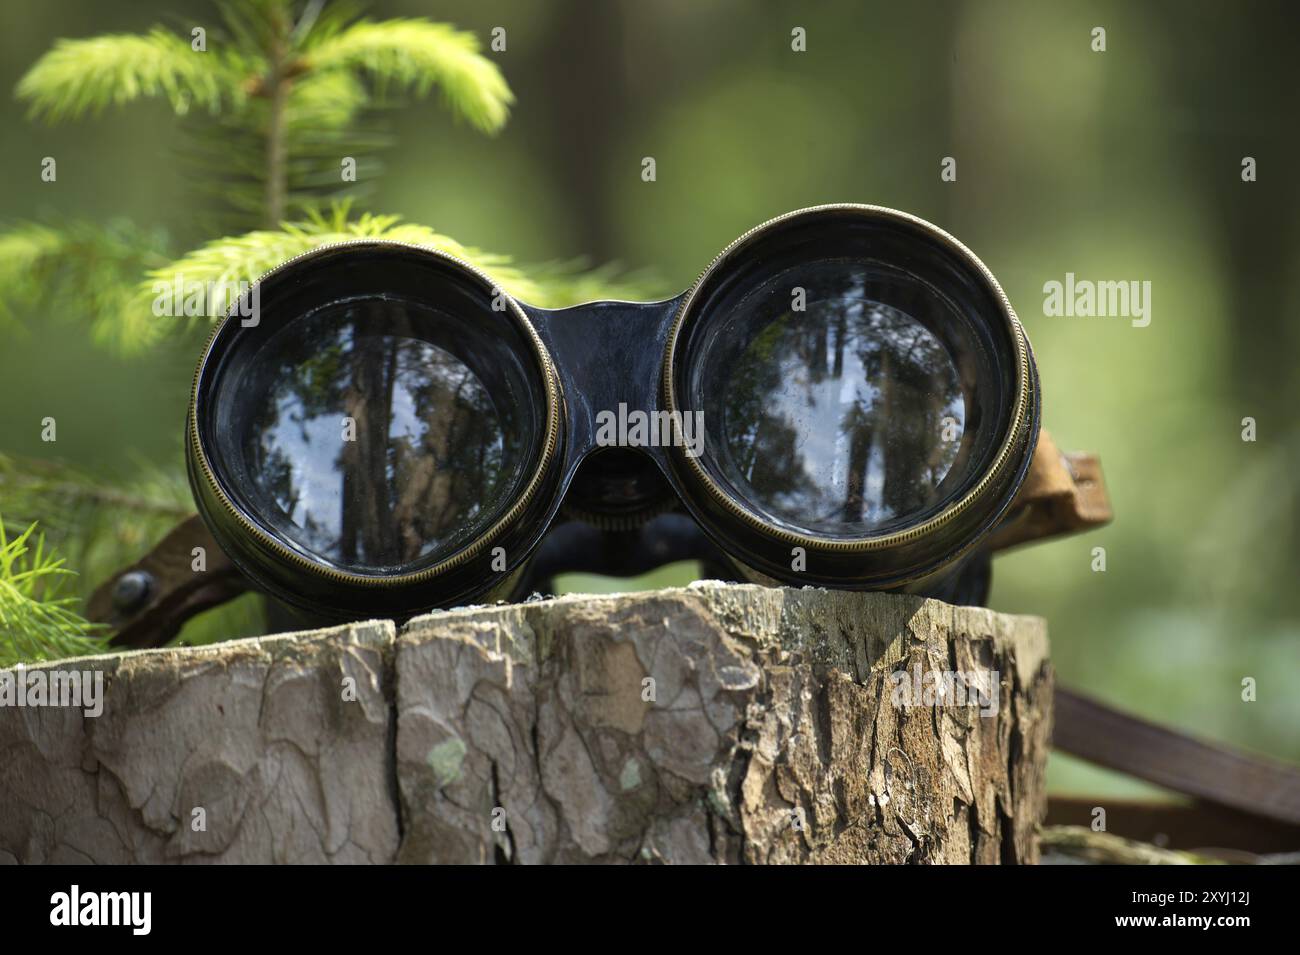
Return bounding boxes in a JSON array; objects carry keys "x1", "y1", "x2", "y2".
[{"x1": 94, "y1": 204, "x2": 1110, "y2": 637}]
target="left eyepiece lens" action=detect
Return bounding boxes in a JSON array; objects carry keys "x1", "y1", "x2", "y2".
[
  {"x1": 225, "y1": 299, "x2": 527, "y2": 571},
  {"x1": 189, "y1": 243, "x2": 559, "y2": 613}
]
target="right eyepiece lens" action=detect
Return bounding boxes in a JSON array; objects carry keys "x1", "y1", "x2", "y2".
[
  {"x1": 699, "y1": 257, "x2": 970, "y2": 538},
  {"x1": 668, "y1": 206, "x2": 1035, "y2": 583}
]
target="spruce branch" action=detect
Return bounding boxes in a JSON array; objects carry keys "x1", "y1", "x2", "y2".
[
  {"x1": 0, "y1": 220, "x2": 172, "y2": 344},
  {"x1": 0, "y1": 518, "x2": 108, "y2": 669},
  {"x1": 261, "y1": 1, "x2": 295, "y2": 226},
  {"x1": 123, "y1": 204, "x2": 664, "y2": 352},
  {"x1": 523, "y1": 259, "x2": 665, "y2": 308},
  {"x1": 0, "y1": 455, "x2": 268, "y2": 650},
  {"x1": 16, "y1": 28, "x2": 238, "y2": 121},
  {"x1": 303, "y1": 18, "x2": 512, "y2": 134},
  {"x1": 0, "y1": 223, "x2": 63, "y2": 328},
  {"x1": 15, "y1": 6, "x2": 512, "y2": 232},
  {"x1": 0, "y1": 455, "x2": 194, "y2": 603}
]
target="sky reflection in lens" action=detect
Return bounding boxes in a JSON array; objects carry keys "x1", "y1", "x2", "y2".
[
  {"x1": 240, "y1": 300, "x2": 520, "y2": 572},
  {"x1": 708, "y1": 265, "x2": 966, "y2": 537}
]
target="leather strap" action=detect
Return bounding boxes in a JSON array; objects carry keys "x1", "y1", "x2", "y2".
[
  {"x1": 985, "y1": 429, "x2": 1113, "y2": 552},
  {"x1": 1053, "y1": 686, "x2": 1300, "y2": 826},
  {"x1": 87, "y1": 515, "x2": 248, "y2": 649},
  {"x1": 1045, "y1": 795, "x2": 1300, "y2": 854}
]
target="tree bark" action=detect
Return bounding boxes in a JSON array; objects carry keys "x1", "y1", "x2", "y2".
[{"x1": 0, "y1": 583, "x2": 1051, "y2": 864}]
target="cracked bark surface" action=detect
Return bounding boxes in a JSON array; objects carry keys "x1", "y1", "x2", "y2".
[{"x1": 0, "y1": 583, "x2": 1051, "y2": 864}]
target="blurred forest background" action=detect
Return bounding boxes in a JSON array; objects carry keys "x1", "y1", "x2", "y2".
[{"x1": 0, "y1": 0, "x2": 1296, "y2": 799}]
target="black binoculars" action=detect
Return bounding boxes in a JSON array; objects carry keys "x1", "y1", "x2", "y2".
[{"x1": 187, "y1": 204, "x2": 1046, "y2": 620}]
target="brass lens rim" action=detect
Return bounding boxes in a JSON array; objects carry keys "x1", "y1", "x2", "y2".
[
  {"x1": 661, "y1": 203, "x2": 1035, "y2": 554},
  {"x1": 187, "y1": 239, "x2": 563, "y2": 589}
]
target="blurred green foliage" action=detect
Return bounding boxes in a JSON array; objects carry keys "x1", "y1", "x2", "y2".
[
  {"x1": 0, "y1": 0, "x2": 656, "y2": 660},
  {"x1": 0, "y1": 0, "x2": 1295, "y2": 796}
]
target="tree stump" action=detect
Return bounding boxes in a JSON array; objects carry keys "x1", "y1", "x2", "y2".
[{"x1": 0, "y1": 582, "x2": 1052, "y2": 864}]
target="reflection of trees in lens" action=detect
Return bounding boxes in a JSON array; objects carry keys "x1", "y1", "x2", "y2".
[
  {"x1": 717, "y1": 265, "x2": 965, "y2": 535},
  {"x1": 243, "y1": 300, "x2": 516, "y2": 570},
  {"x1": 724, "y1": 319, "x2": 806, "y2": 496}
]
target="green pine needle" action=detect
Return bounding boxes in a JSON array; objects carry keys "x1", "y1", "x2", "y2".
[
  {"x1": 123, "y1": 203, "x2": 660, "y2": 353},
  {"x1": 0, "y1": 223, "x2": 63, "y2": 327},
  {"x1": 0, "y1": 517, "x2": 108, "y2": 669},
  {"x1": 15, "y1": 11, "x2": 515, "y2": 231},
  {"x1": 0, "y1": 455, "x2": 268, "y2": 650},
  {"x1": 16, "y1": 28, "x2": 237, "y2": 121},
  {"x1": 123, "y1": 205, "x2": 541, "y2": 352},
  {"x1": 0, "y1": 220, "x2": 172, "y2": 345},
  {"x1": 0, "y1": 454, "x2": 194, "y2": 597},
  {"x1": 524, "y1": 259, "x2": 665, "y2": 308},
  {"x1": 304, "y1": 19, "x2": 512, "y2": 134}
]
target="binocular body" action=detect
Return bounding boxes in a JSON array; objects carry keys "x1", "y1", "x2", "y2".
[{"x1": 186, "y1": 205, "x2": 1052, "y2": 621}]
